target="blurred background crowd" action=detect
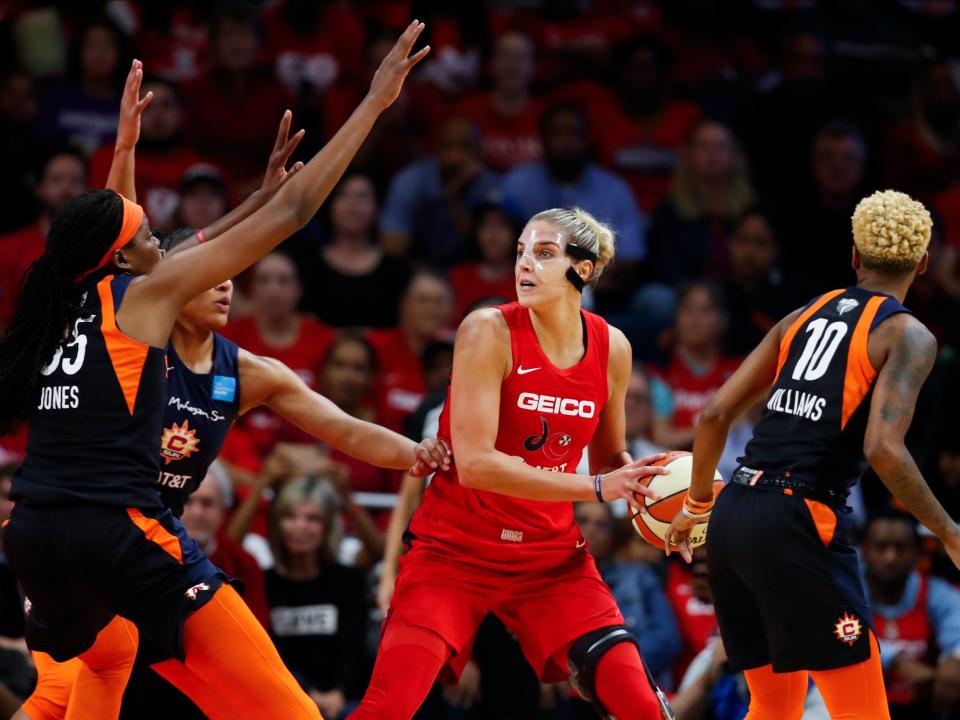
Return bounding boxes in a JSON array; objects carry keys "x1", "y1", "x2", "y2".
[{"x1": 1, "y1": 1, "x2": 960, "y2": 718}]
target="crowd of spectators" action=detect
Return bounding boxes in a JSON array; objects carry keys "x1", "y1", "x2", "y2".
[{"x1": 2, "y1": 1, "x2": 960, "y2": 718}]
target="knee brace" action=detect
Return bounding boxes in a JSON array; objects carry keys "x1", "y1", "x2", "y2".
[{"x1": 567, "y1": 625, "x2": 675, "y2": 720}]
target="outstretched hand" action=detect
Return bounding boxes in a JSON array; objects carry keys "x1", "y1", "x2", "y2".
[
  {"x1": 599, "y1": 453, "x2": 668, "y2": 515},
  {"x1": 410, "y1": 438, "x2": 453, "y2": 477},
  {"x1": 367, "y1": 20, "x2": 431, "y2": 111},
  {"x1": 116, "y1": 59, "x2": 153, "y2": 151},
  {"x1": 261, "y1": 109, "x2": 305, "y2": 195}
]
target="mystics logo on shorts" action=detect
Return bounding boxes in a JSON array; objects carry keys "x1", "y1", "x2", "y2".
[
  {"x1": 834, "y1": 612, "x2": 863, "y2": 646},
  {"x1": 160, "y1": 420, "x2": 200, "y2": 464}
]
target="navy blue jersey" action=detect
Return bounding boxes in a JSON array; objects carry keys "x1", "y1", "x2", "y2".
[
  {"x1": 158, "y1": 333, "x2": 241, "y2": 516},
  {"x1": 740, "y1": 286, "x2": 910, "y2": 490},
  {"x1": 14, "y1": 275, "x2": 167, "y2": 509}
]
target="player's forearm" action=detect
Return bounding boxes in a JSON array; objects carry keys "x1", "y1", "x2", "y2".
[
  {"x1": 690, "y1": 405, "x2": 731, "y2": 503},
  {"x1": 459, "y1": 449, "x2": 594, "y2": 501},
  {"x1": 334, "y1": 418, "x2": 418, "y2": 469},
  {"x1": 383, "y1": 475, "x2": 422, "y2": 572},
  {"x1": 870, "y1": 443, "x2": 960, "y2": 542},
  {"x1": 105, "y1": 145, "x2": 136, "y2": 201}
]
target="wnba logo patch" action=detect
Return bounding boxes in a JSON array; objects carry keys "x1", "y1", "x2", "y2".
[{"x1": 834, "y1": 612, "x2": 863, "y2": 646}]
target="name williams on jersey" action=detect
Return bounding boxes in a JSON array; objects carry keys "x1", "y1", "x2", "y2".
[{"x1": 766, "y1": 388, "x2": 827, "y2": 422}]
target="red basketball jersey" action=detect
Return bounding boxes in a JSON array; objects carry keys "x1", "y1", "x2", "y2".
[{"x1": 409, "y1": 303, "x2": 609, "y2": 565}]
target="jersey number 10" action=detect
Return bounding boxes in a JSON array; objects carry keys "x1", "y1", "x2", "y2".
[{"x1": 792, "y1": 319, "x2": 848, "y2": 382}]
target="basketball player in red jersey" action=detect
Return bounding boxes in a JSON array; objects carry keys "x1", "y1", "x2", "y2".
[
  {"x1": 353, "y1": 207, "x2": 674, "y2": 720},
  {"x1": 0, "y1": 23, "x2": 428, "y2": 720},
  {"x1": 665, "y1": 190, "x2": 960, "y2": 720}
]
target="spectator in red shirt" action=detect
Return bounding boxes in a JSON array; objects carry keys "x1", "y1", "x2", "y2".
[
  {"x1": 367, "y1": 271, "x2": 454, "y2": 432},
  {"x1": 181, "y1": 463, "x2": 270, "y2": 628},
  {"x1": 455, "y1": 31, "x2": 542, "y2": 173},
  {"x1": 90, "y1": 77, "x2": 208, "y2": 229},
  {"x1": 590, "y1": 35, "x2": 702, "y2": 213},
  {"x1": 222, "y1": 252, "x2": 335, "y2": 452},
  {"x1": 447, "y1": 199, "x2": 521, "y2": 322},
  {"x1": 649, "y1": 282, "x2": 739, "y2": 450},
  {"x1": 181, "y1": 1, "x2": 293, "y2": 196},
  {"x1": 296, "y1": 172, "x2": 411, "y2": 329},
  {"x1": 0, "y1": 146, "x2": 87, "y2": 331},
  {"x1": 317, "y1": 333, "x2": 403, "y2": 526},
  {"x1": 647, "y1": 120, "x2": 756, "y2": 286}
]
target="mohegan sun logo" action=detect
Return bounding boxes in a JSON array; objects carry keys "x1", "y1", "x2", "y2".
[
  {"x1": 834, "y1": 612, "x2": 863, "y2": 646},
  {"x1": 160, "y1": 420, "x2": 200, "y2": 465}
]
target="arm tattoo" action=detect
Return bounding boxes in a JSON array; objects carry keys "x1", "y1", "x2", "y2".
[{"x1": 871, "y1": 320, "x2": 955, "y2": 538}]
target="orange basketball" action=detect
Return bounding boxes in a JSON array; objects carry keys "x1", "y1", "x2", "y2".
[{"x1": 630, "y1": 451, "x2": 724, "y2": 550}]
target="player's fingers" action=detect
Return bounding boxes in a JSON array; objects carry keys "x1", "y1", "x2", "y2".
[
  {"x1": 273, "y1": 110, "x2": 292, "y2": 153},
  {"x1": 135, "y1": 90, "x2": 153, "y2": 112},
  {"x1": 276, "y1": 162, "x2": 304, "y2": 189},
  {"x1": 680, "y1": 538, "x2": 693, "y2": 564},
  {"x1": 405, "y1": 44, "x2": 431, "y2": 69},
  {"x1": 417, "y1": 443, "x2": 440, "y2": 469},
  {"x1": 281, "y1": 128, "x2": 305, "y2": 161},
  {"x1": 632, "y1": 481, "x2": 660, "y2": 501}
]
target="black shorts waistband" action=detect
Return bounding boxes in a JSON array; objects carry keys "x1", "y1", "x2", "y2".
[{"x1": 732, "y1": 466, "x2": 850, "y2": 509}]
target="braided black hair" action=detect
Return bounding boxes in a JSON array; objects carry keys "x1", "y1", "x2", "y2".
[{"x1": 0, "y1": 190, "x2": 123, "y2": 432}]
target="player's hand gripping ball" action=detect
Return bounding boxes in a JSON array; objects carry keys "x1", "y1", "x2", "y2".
[{"x1": 631, "y1": 451, "x2": 723, "y2": 551}]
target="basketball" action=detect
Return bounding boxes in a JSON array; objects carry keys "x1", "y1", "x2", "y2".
[{"x1": 631, "y1": 451, "x2": 724, "y2": 551}]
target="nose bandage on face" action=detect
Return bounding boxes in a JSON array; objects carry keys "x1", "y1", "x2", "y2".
[{"x1": 516, "y1": 229, "x2": 568, "y2": 273}]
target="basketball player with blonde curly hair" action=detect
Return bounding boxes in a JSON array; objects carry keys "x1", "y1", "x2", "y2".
[{"x1": 665, "y1": 190, "x2": 960, "y2": 719}]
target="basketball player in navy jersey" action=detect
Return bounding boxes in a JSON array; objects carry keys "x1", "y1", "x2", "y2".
[
  {"x1": 665, "y1": 190, "x2": 960, "y2": 720},
  {"x1": 0, "y1": 24, "x2": 428, "y2": 720},
  {"x1": 19, "y1": 226, "x2": 450, "y2": 720}
]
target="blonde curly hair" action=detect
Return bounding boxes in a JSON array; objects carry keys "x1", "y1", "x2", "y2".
[{"x1": 852, "y1": 190, "x2": 932, "y2": 272}]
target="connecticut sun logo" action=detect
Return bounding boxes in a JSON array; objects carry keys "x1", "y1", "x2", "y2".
[
  {"x1": 160, "y1": 420, "x2": 200, "y2": 464},
  {"x1": 833, "y1": 612, "x2": 863, "y2": 646}
]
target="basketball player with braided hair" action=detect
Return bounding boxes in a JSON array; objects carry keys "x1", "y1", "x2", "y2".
[
  {"x1": 665, "y1": 190, "x2": 960, "y2": 720},
  {"x1": 0, "y1": 23, "x2": 428, "y2": 720},
  {"x1": 16, "y1": 55, "x2": 449, "y2": 720},
  {"x1": 354, "y1": 207, "x2": 675, "y2": 719}
]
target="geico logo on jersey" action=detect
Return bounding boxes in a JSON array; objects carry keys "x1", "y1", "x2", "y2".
[{"x1": 516, "y1": 392, "x2": 596, "y2": 418}]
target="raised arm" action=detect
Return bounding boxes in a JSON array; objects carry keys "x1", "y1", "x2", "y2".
[
  {"x1": 664, "y1": 310, "x2": 796, "y2": 560},
  {"x1": 105, "y1": 59, "x2": 153, "y2": 201},
  {"x1": 118, "y1": 21, "x2": 430, "y2": 347},
  {"x1": 238, "y1": 350, "x2": 450, "y2": 475},
  {"x1": 863, "y1": 315, "x2": 960, "y2": 561},
  {"x1": 450, "y1": 310, "x2": 663, "y2": 509}
]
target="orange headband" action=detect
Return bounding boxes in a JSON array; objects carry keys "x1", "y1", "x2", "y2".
[{"x1": 76, "y1": 195, "x2": 145, "y2": 282}]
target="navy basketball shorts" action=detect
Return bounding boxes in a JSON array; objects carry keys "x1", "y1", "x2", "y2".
[
  {"x1": 706, "y1": 482, "x2": 874, "y2": 673},
  {"x1": 2, "y1": 502, "x2": 227, "y2": 663}
]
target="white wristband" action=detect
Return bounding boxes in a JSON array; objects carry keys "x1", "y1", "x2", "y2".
[{"x1": 681, "y1": 506, "x2": 711, "y2": 520}]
